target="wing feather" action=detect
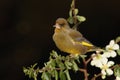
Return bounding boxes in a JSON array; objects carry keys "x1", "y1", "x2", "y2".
[{"x1": 68, "y1": 29, "x2": 94, "y2": 47}]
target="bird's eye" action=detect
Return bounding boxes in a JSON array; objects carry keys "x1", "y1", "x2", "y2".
[{"x1": 59, "y1": 23, "x2": 65, "y2": 27}]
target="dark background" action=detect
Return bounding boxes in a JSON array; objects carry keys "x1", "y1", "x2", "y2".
[{"x1": 0, "y1": 0, "x2": 120, "y2": 80}]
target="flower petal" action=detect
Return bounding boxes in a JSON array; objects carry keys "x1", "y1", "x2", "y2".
[
  {"x1": 103, "y1": 51, "x2": 111, "y2": 58},
  {"x1": 106, "y1": 69, "x2": 113, "y2": 75},
  {"x1": 116, "y1": 76, "x2": 120, "y2": 80},
  {"x1": 101, "y1": 70, "x2": 106, "y2": 75},
  {"x1": 90, "y1": 60, "x2": 94, "y2": 66},
  {"x1": 107, "y1": 61, "x2": 114, "y2": 67},
  {"x1": 101, "y1": 57, "x2": 108, "y2": 65},
  {"x1": 109, "y1": 40, "x2": 115, "y2": 46},
  {"x1": 95, "y1": 62, "x2": 103, "y2": 67},
  {"x1": 91, "y1": 59, "x2": 103, "y2": 67},
  {"x1": 110, "y1": 50, "x2": 117, "y2": 57},
  {"x1": 113, "y1": 44, "x2": 119, "y2": 50},
  {"x1": 106, "y1": 45, "x2": 110, "y2": 50}
]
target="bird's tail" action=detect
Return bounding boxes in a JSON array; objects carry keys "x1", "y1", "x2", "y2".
[{"x1": 88, "y1": 46, "x2": 104, "y2": 53}]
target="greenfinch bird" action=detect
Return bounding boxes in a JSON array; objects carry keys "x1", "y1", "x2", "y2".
[{"x1": 53, "y1": 18, "x2": 97, "y2": 56}]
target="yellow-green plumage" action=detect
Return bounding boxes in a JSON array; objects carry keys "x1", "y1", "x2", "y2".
[{"x1": 53, "y1": 18, "x2": 96, "y2": 55}]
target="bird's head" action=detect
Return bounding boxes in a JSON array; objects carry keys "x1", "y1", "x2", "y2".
[{"x1": 54, "y1": 18, "x2": 70, "y2": 29}]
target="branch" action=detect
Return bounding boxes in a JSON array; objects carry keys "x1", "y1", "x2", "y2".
[
  {"x1": 91, "y1": 73, "x2": 102, "y2": 80},
  {"x1": 80, "y1": 58, "x2": 89, "y2": 80},
  {"x1": 79, "y1": 68, "x2": 88, "y2": 80},
  {"x1": 71, "y1": 0, "x2": 77, "y2": 24}
]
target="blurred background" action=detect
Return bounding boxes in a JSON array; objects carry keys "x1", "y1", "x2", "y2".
[{"x1": 0, "y1": 0, "x2": 120, "y2": 80}]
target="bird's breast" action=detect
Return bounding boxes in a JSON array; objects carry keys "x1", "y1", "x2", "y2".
[{"x1": 53, "y1": 32, "x2": 82, "y2": 54}]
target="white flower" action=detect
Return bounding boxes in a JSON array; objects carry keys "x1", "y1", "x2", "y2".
[
  {"x1": 103, "y1": 50, "x2": 117, "y2": 58},
  {"x1": 90, "y1": 53, "x2": 108, "y2": 68},
  {"x1": 116, "y1": 76, "x2": 120, "y2": 80},
  {"x1": 106, "y1": 40, "x2": 119, "y2": 50},
  {"x1": 103, "y1": 40, "x2": 119, "y2": 58},
  {"x1": 100, "y1": 60, "x2": 114, "y2": 79}
]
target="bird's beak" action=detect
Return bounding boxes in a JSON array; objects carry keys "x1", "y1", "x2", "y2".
[{"x1": 53, "y1": 23, "x2": 61, "y2": 29}]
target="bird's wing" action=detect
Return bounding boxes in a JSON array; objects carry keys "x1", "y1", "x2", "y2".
[{"x1": 69, "y1": 29, "x2": 94, "y2": 47}]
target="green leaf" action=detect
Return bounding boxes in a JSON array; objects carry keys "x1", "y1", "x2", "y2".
[
  {"x1": 23, "y1": 67, "x2": 28, "y2": 75},
  {"x1": 23, "y1": 63, "x2": 39, "y2": 80},
  {"x1": 56, "y1": 57, "x2": 65, "y2": 70},
  {"x1": 69, "y1": 10, "x2": 72, "y2": 17},
  {"x1": 61, "y1": 56, "x2": 66, "y2": 60},
  {"x1": 117, "y1": 50, "x2": 120, "y2": 56},
  {"x1": 41, "y1": 72, "x2": 51, "y2": 80},
  {"x1": 71, "y1": 60, "x2": 79, "y2": 71},
  {"x1": 59, "y1": 70, "x2": 66, "y2": 80},
  {"x1": 74, "y1": 9, "x2": 79, "y2": 15},
  {"x1": 64, "y1": 70, "x2": 71, "y2": 80},
  {"x1": 65, "y1": 61, "x2": 72, "y2": 69},
  {"x1": 47, "y1": 59, "x2": 56, "y2": 67},
  {"x1": 59, "y1": 62, "x2": 65, "y2": 70},
  {"x1": 70, "y1": 0, "x2": 74, "y2": 7},
  {"x1": 31, "y1": 63, "x2": 37, "y2": 68},
  {"x1": 67, "y1": 17, "x2": 74, "y2": 24},
  {"x1": 55, "y1": 70, "x2": 58, "y2": 80},
  {"x1": 76, "y1": 16, "x2": 86, "y2": 22},
  {"x1": 49, "y1": 69, "x2": 55, "y2": 77},
  {"x1": 114, "y1": 65, "x2": 120, "y2": 77},
  {"x1": 75, "y1": 56, "x2": 81, "y2": 63},
  {"x1": 51, "y1": 50, "x2": 58, "y2": 58},
  {"x1": 116, "y1": 36, "x2": 120, "y2": 43}
]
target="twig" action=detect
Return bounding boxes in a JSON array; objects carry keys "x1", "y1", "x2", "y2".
[
  {"x1": 80, "y1": 58, "x2": 89, "y2": 80},
  {"x1": 80, "y1": 50, "x2": 104, "y2": 80},
  {"x1": 86, "y1": 56, "x2": 93, "y2": 65},
  {"x1": 79, "y1": 68, "x2": 88, "y2": 80},
  {"x1": 71, "y1": 0, "x2": 77, "y2": 24},
  {"x1": 91, "y1": 73, "x2": 102, "y2": 80}
]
